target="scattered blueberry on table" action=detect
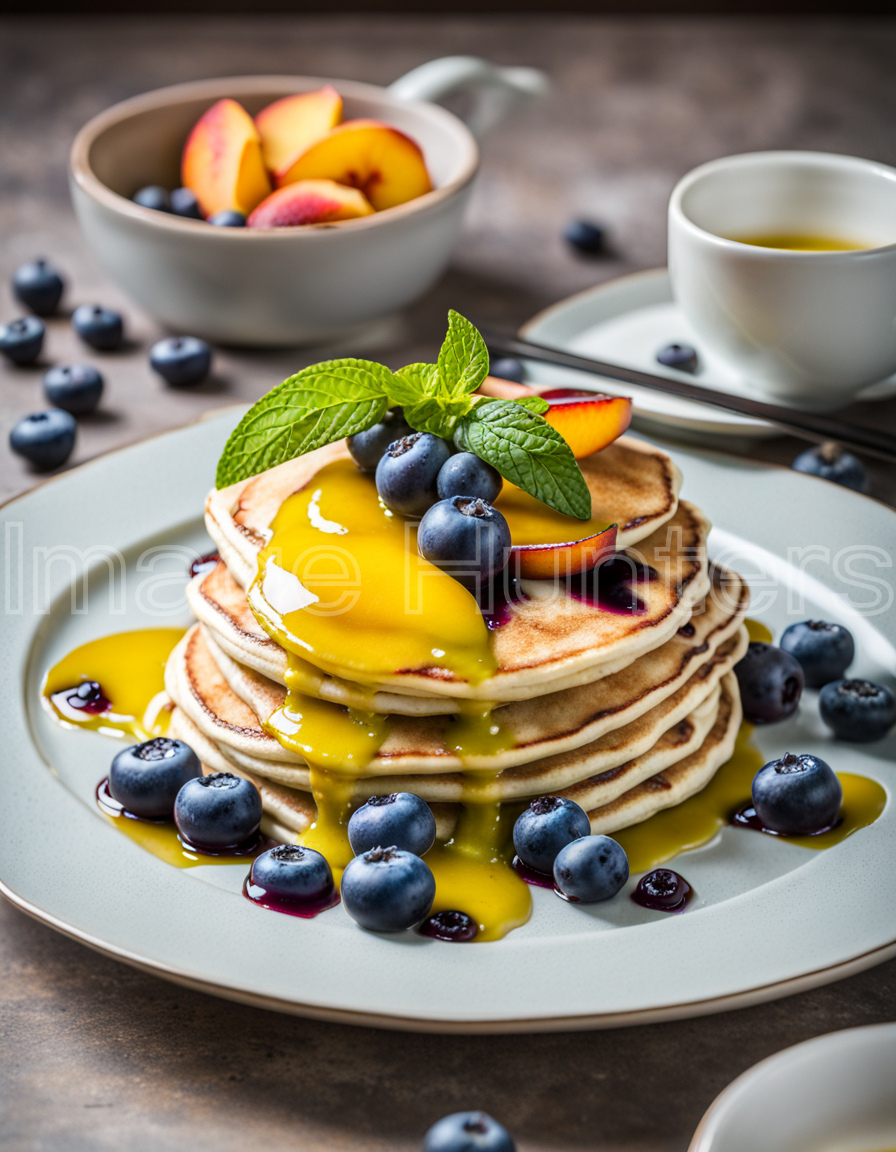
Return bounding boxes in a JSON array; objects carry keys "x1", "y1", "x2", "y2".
[
  {"x1": 340, "y1": 845, "x2": 436, "y2": 932},
  {"x1": 512, "y1": 795, "x2": 591, "y2": 875},
  {"x1": 249, "y1": 844, "x2": 335, "y2": 904},
  {"x1": 0, "y1": 316, "x2": 45, "y2": 365},
  {"x1": 780, "y1": 619, "x2": 854, "y2": 688},
  {"x1": 436, "y1": 452, "x2": 503, "y2": 503},
  {"x1": 348, "y1": 792, "x2": 436, "y2": 857},
  {"x1": 563, "y1": 218, "x2": 606, "y2": 255},
  {"x1": 169, "y1": 186, "x2": 203, "y2": 219},
  {"x1": 9, "y1": 409, "x2": 76, "y2": 470},
  {"x1": 72, "y1": 304, "x2": 124, "y2": 351},
  {"x1": 149, "y1": 335, "x2": 212, "y2": 386},
  {"x1": 173, "y1": 772, "x2": 262, "y2": 850},
  {"x1": 108, "y1": 737, "x2": 200, "y2": 820},
  {"x1": 734, "y1": 641, "x2": 804, "y2": 724},
  {"x1": 347, "y1": 408, "x2": 413, "y2": 472},
  {"x1": 375, "y1": 431, "x2": 453, "y2": 516},
  {"x1": 43, "y1": 364, "x2": 104, "y2": 416},
  {"x1": 792, "y1": 441, "x2": 869, "y2": 494},
  {"x1": 424, "y1": 1111, "x2": 516, "y2": 1152},
  {"x1": 418, "y1": 497, "x2": 511, "y2": 592},
  {"x1": 488, "y1": 356, "x2": 524, "y2": 384},
  {"x1": 656, "y1": 342, "x2": 699, "y2": 373},
  {"x1": 12, "y1": 258, "x2": 65, "y2": 315},
  {"x1": 207, "y1": 210, "x2": 246, "y2": 227},
  {"x1": 751, "y1": 752, "x2": 843, "y2": 834},
  {"x1": 133, "y1": 185, "x2": 171, "y2": 212},
  {"x1": 553, "y1": 834, "x2": 630, "y2": 902},
  {"x1": 819, "y1": 678, "x2": 896, "y2": 743}
]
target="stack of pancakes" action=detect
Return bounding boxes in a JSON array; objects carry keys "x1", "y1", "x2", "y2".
[{"x1": 166, "y1": 436, "x2": 748, "y2": 847}]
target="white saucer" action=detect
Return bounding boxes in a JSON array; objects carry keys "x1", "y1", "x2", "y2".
[{"x1": 521, "y1": 268, "x2": 896, "y2": 443}]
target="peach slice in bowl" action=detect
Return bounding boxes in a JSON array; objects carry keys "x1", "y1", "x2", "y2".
[
  {"x1": 254, "y1": 86, "x2": 343, "y2": 181},
  {"x1": 247, "y1": 180, "x2": 374, "y2": 228}
]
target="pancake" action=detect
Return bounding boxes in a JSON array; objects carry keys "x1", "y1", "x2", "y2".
[{"x1": 198, "y1": 495, "x2": 711, "y2": 704}]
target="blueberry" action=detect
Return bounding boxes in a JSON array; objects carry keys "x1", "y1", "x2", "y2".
[
  {"x1": 819, "y1": 678, "x2": 896, "y2": 743},
  {"x1": 348, "y1": 793, "x2": 436, "y2": 857},
  {"x1": 734, "y1": 642, "x2": 804, "y2": 724},
  {"x1": 375, "y1": 431, "x2": 453, "y2": 516},
  {"x1": 512, "y1": 795, "x2": 591, "y2": 875},
  {"x1": 249, "y1": 843, "x2": 335, "y2": 903},
  {"x1": 174, "y1": 772, "x2": 262, "y2": 850},
  {"x1": 752, "y1": 752, "x2": 843, "y2": 834},
  {"x1": 340, "y1": 846, "x2": 435, "y2": 932},
  {"x1": 553, "y1": 834, "x2": 629, "y2": 902},
  {"x1": 656, "y1": 342, "x2": 699, "y2": 373},
  {"x1": 489, "y1": 357, "x2": 524, "y2": 384},
  {"x1": 9, "y1": 410, "x2": 76, "y2": 470},
  {"x1": 792, "y1": 441, "x2": 869, "y2": 494},
  {"x1": 109, "y1": 737, "x2": 201, "y2": 820},
  {"x1": 169, "y1": 187, "x2": 202, "y2": 219},
  {"x1": 563, "y1": 219, "x2": 605, "y2": 255},
  {"x1": 43, "y1": 364, "x2": 104, "y2": 416},
  {"x1": 418, "y1": 496, "x2": 511, "y2": 593},
  {"x1": 420, "y1": 910, "x2": 479, "y2": 942},
  {"x1": 0, "y1": 316, "x2": 45, "y2": 365},
  {"x1": 133, "y1": 185, "x2": 171, "y2": 212},
  {"x1": 72, "y1": 304, "x2": 124, "y2": 351},
  {"x1": 347, "y1": 408, "x2": 413, "y2": 472},
  {"x1": 208, "y1": 210, "x2": 246, "y2": 227},
  {"x1": 780, "y1": 620, "x2": 854, "y2": 688},
  {"x1": 12, "y1": 259, "x2": 65, "y2": 315},
  {"x1": 424, "y1": 1112, "x2": 516, "y2": 1152},
  {"x1": 436, "y1": 453, "x2": 503, "y2": 503},
  {"x1": 149, "y1": 335, "x2": 212, "y2": 386}
]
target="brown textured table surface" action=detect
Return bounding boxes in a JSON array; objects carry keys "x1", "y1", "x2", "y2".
[{"x1": 2, "y1": 15, "x2": 895, "y2": 1151}]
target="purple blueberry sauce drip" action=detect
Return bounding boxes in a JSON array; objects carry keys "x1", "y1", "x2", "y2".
[
  {"x1": 189, "y1": 552, "x2": 220, "y2": 579},
  {"x1": 631, "y1": 868, "x2": 693, "y2": 913},
  {"x1": 511, "y1": 855, "x2": 555, "y2": 888},
  {"x1": 64, "y1": 680, "x2": 111, "y2": 714},
  {"x1": 243, "y1": 878, "x2": 341, "y2": 919},
  {"x1": 418, "y1": 910, "x2": 479, "y2": 942}
]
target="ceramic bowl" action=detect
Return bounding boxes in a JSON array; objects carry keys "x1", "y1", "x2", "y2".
[
  {"x1": 689, "y1": 1023, "x2": 896, "y2": 1152},
  {"x1": 68, "y1": 59, "x2": 546, "y2": 347}
]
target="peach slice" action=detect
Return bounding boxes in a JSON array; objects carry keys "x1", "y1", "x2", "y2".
[
  {"x1": 255, "y1": 86, "x2": 343, "y2": 180},
  {"x1": 182, "y1": 98, "x2": 271, "y2": 218},
  {"x1": 277, "y1": 119, "x2": 433, "y2": 210},
  {"x1": 543, "y1": 394, "x2": 632, "y2": 459},
  {"x1": 512, "y1": 524, "x2": 617, "y2": 580},
  {"x1": 246, "y1": 180, "x2": 374, "y2": 228}
]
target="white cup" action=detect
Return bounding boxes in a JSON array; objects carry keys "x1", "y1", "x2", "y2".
[{"x1": 668, "y1": 151, "x2": 896, "y2": 410}]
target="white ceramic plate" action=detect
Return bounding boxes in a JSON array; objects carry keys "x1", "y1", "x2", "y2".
[
  {"x1": 521, "y1": 269, "x2": 896, "y2": 443},
  {"x1": 2, "y1": 412, "x2": 895, "y2": 1032}
]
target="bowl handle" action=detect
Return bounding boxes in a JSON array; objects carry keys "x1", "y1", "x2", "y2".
[{"x1": 387, "y1": 55, "x2": 549, "y2": 138}]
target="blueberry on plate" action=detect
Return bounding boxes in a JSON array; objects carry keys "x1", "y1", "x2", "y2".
[
  {"x1": 489, "y1": 357, "x2": 524, "y2": 384},
  {"x1": 734, "y1": 642, "x2": 804, "y2": 724},
  {"x1": 348, "y1": 793, "x2": 436, "y2": 857},
  {"x1": 169, "y1": 187, "x2": 202, "y2": 219},
  {"x1": 0, "y1": 316, "x2": 45, "y2": 365},
  {"x1": 375, "y1": 431, "x2": 453, "y2": 517},
  {"x1": 436, "y1": 452, "x2": 503, "y2": 503},
  {"x1": 109, "y1": 737, "x2": 201, "y2": 820},
  {"x1": 249, "y1": 844, "x2": 335, "y2": 903},
  {"x1": 780, "y1": 619, "x2": 854, "y2": 688},
  {"x1": 553, "y1": 834, "x2": 629, "y2": 903},
  {"x1": 149, "y1": 335, "x2": 212, "y2": 386},
  {"x1": 347, "y1": 408, "x2": 413, "y2": 472},
  {"x1": 340, "y1": 846, "x2": 435, "y2": 932},
  {"x1": 751, "y1": 752, "x2": 842, "y2": 834},
  {"x1": 72, "y1": 304, "x2": 124, "y2": 351},
  {"x1": 418, "y1": 496, "x2": 511, "y2": 593},
  {"x1": 424, "y1": 1111, "x2": 516, "y2": 1152},
  {"x1": 512, "y1": 795, "x2": 591, "y2": 875},
  {"x1": 656, "y1": 342, "x2": 699, "y2": 373},
  {"x1": 563, "y1": 219, "x2": 605, "y2": 255},
  {"x1": 207, "y1": 210, "x2": 246, "y2": 227},
  {"x1": 12, "y1": 259, "x2": 65, "y2": 315},
  {"x1": 819, "y1": 678, "x2": 896, "y2": 743},
  {"x1": 792, "y1": 441, "x2": 869, "y2": 494},
  {"x1": 9, "y1": 410, "x2": 76, "y2": 470},
  {"x1": 133, "y1": 185, "x2": 171, "y2": 212},
  {"x1": 43, "y1": 364, "x2": 104, "y2": 416},
  {"x1": 174, "y1": 772, "x2": 262, "y2": 850}
]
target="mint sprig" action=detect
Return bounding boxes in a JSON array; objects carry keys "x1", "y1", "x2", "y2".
[{"x1": 215, "y1": 310, "x2": 592, "y2": 521}]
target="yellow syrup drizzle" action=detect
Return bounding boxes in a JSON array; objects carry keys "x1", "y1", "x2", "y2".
[
  {"x1": 614, "y1": 723, "x2": 888, "y2": 874},
  {"x1": 98, "y1": 805, "x2": 253, "y2": 870},
  {"x1": 42, "y1": 628, "x2": 185, "y2": 740},
  {"x1": 495, "y1": 482, "x2": 611, "y2": 546},
  {"x1": 745, "y1": 617, "x2": 774, "y2": 644}
]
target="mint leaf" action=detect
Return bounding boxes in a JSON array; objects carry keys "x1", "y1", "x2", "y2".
[
  {"x1": 513, "y1": 395, "x2": 550, "y2": 415},
  {"x1": 215, "y1": 360, "x2": 391, "y2": 488},
  {"x1": 437, "y1": 309, "x2": 489, "y2": 398},
  {"x1": 456, "y1": 400, "x2": 591, "y2": 520},
  {"x1": 390, "y1": 362, "x2": 438, "y2": 406},
  {"x1": 403, "y1": 396, "x2": 476, "y2": 439}
]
